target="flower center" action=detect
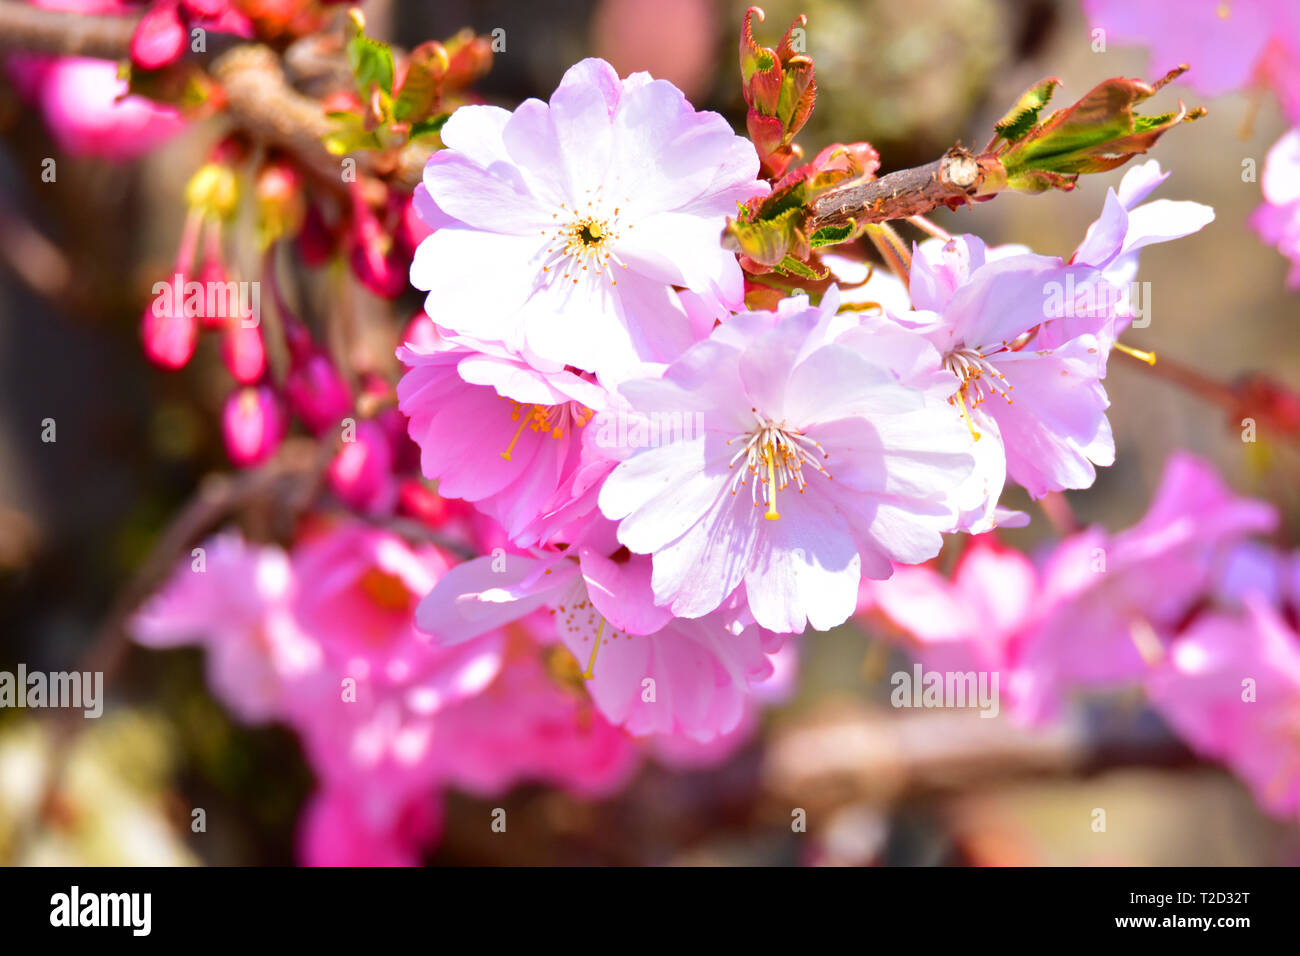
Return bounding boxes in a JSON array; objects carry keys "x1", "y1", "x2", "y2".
[
  {"x1": 727, "y1": 411, "x2": 830, "y2": 521},
  {"x1": 500, "y1": 399, "x2": 595, "y2": 462},
  {"x1": 943, "y1": 345, "x2": 1014, "y2": 442},
  {"x1": 539, "y1": 201, "x2": 630, "y2": 288},
  {"x1": 359, "y1": 567, "x2": 413, "y2": 615}
]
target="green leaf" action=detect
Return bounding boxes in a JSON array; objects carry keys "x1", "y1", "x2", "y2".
[
  {"x1": 993, "y1": 77, "x2": 1060, "y2": 144},
  {"x1": 721, "y1": 206, "x2": 805, "y2": 267},
  {"x1": 348, "y1": 33, "x2": 395, "y2": 97},
  {"x1": 998, "y1": 73, "x2": 1204, "y2": 186},
  {"x1": 409, "y1": 113, "x2": 452, "y2": 142},
  {"x1": 394, "y1": 42, "x2": 449, "y2": 123},
  {"x1": 809, "y1": 223, "x2": 855, "y2": 248},
  {"x1": 776, "y1": 255, "x2": 827, "y2": 280},
  {"x1": 323, "y1": 112, "x2": 382, "y2": 155}
]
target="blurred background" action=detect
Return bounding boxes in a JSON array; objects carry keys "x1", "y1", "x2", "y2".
[{"x1": 1, "y1": 0, "x2": 1298, "y2": 865}]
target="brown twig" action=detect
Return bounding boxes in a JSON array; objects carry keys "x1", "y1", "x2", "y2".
[
  {"x1": 0, "y1": 2, "x2": 137, "y2": 59},
  {"x1": 809, "y1": 146, "x2": 991, "y2": 231},
  {"x1": 1115, "y1": 348, "x2": 1300, "y2": 447},
  {"x1": 762, "y1": 701, "x2": 1192, "y2": 817}
]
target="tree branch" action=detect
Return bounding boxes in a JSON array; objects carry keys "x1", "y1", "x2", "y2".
[
  {"x1": 808, "y1": 146, "x2": 990, "y2": 231},
  {"x1": 0, "y1": 2, "x2": 136, "y2": 59}
]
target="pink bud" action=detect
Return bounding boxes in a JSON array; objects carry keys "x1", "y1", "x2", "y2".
[
  {"x1": 285, "y1": 352, "x2": 352, "y2": 435},
  {"x1": 297, "y1": 201, "x2": 338, "y2": 267},
  {"x1": 181, "y1": 0, "x2": 228, "y2": 18},
  {"x1": 140, "y1": 282, "x2": 198, "y2": 370},
  {"x1": 131, "y1": 1, "x2": 187, "y2": 71},
  {"x1": 327, "y1": 419, "x2": 397, "y2": 514},
  {"x1": 195, "y1": 257, "x2": 231, "y2": 331},
  {"x1": 222, "y1": 385, "x2": 285, "y2": 468},
  {"x1": 375, "y1": 406, "x2": 420, "y2": 474},
  {"x1": 220, "y1": 321, "x2": 266, "y2": 384}
]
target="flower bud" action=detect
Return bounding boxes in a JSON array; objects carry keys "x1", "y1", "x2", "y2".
[
  {"x1": 131, "y1": 1, "x2": 187, "y2": 71},
  {"x1": 222, "y1": 385, "x2": 285, "y2": 468},
  {"x1": 220, "y1": 321, "x2": 266, "y2": 384},
  {"x1": 285, "y1": 351, "x2": 352, "y2": 435},
  {"x1": 327, "y1": 418, "x2": 397, "y2": 514},
  {"x1": 140, "y1": 276, "x2": 198, "y2": 369},
  {"x1": 185, "y1": 161, "x2": 240, "y2": 221},
  {"x1": 255, "y1": 157, "x2": 306, "y2": 248}
]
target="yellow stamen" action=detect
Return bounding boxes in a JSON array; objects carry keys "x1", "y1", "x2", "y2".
[
  {"x1": 582, "y1": 618, "x2": 605, "y2": 679},
  {"x1": 764, "y1": 447, "x2": 780, "y2": 520},
  {"x1": 500, "y1": 408, "x2": 531, "y2": 462},
  {"x1": 954, "y1": 390, "x2": 982, "y2": 442},
  {"x1": 1113, "y1": 341, "x2": 1157, "y2": 366}
]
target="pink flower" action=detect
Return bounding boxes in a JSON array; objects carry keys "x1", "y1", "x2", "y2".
[
  {"x1": 290, "y1": 524, "x2": 502, "y2": 694},
  {"x1": 396, "y1": 336, "x2": 608, "y2": 546},
  {"x1": 130, "y1": 532, "x2": 322, "y2": 723},
  {"x1": 297, "y1": 786, "x2": 442, "y2": 867},
  {"x1": 595, "y1": 290, "x2": 976, "y2": 633},
  {"x1": 1251, "y1": 128, "x2": 1300, "y2": 288},
  {"x1": 897, "y1": 236, "x2": 1117, "y2": 499},
  {"x1": 1147, "y1": 598, "x2": 1300, "y2": 818},
  {"x1": 871, "y1": 454, "x2": 1277, "y2": 721},
  {"x1": 428, "y1": 640, "x2": 642, "y2": 800},
  {"x1": 409, "y1": 58, "x2": 769, "y2": 383},
  {"x1": 1082, "y1": 0, "x2": 1300, "y2": 121},
  {"x1": 1060, "y1": 159, "x2": 1215, "y2": 351},
  {"x1": 416, "y1": 548, "x2": 785, "y2": 743}
]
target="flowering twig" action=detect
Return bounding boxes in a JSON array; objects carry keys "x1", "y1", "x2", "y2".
[
  {"x1": 1115, "y1": 349, "x2": 1300, "y2": 447},
  {"x1": 0, "y1": 4, "x2": 431, "y2": 192}
]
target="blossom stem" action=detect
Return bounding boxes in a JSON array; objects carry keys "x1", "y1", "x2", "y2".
[
  {"x1": 863, "y1": 223, "x2": 912, "y2": 290},
  {"x1": 907, "y1": 215, "x2": 953, "y2": 241}
]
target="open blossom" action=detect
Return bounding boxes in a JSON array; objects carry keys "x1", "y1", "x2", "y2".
[
  {"x1": 409, "y1": 57, "x2": 769, "y2": 382},
  {"x1": 595, "y1": 289, "x2": 976, "y2": 634},
  {"x1": 427, "y1": 641, "x2": 642, "y2": 800},
  {"x1": 130, "y1": 532, "x2": 321, "y2": 723},
  {"x1": 892, "y1": 235, "x2": 1116, "y2": 500},
  {"x1": 298, "y1": 786, "x2": 442, "y2": 868},
  {"x1": 1147, "y1": 599, "x2": 1300, "y2": 819},
  {"x1": 870, "y1": 453, "x2": 1277, "y2": 721},
  {"x1": 397, "y1": 335, "x2": 609, "y2": 546},
  {"x1": 1251, "y1": 128, "x2": 1300, "y2": 288},
  {"x1": 416, "y1": 546, "x2": 785, "y2": 742},
  {"x1": 1059, "y1": 159, "x2": 1216, "y2": 353}
]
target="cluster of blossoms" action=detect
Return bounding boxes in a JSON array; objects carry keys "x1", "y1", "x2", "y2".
[
  {"x1": 389, "y1": 58, "x2": 1228, "y2": 782},
  {"x1": 867, "y1": 451, "x2": 1300, "y2": 816},
  {"x1": 61, "y1": 0, "x2": 1289, "y2": 863},
  {"x1": 133, "y1": 516, "x2": 791, "y2": 863},
  {"x1": 1084, "y1": 0, "x2": 1300, "y2": 286}
]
